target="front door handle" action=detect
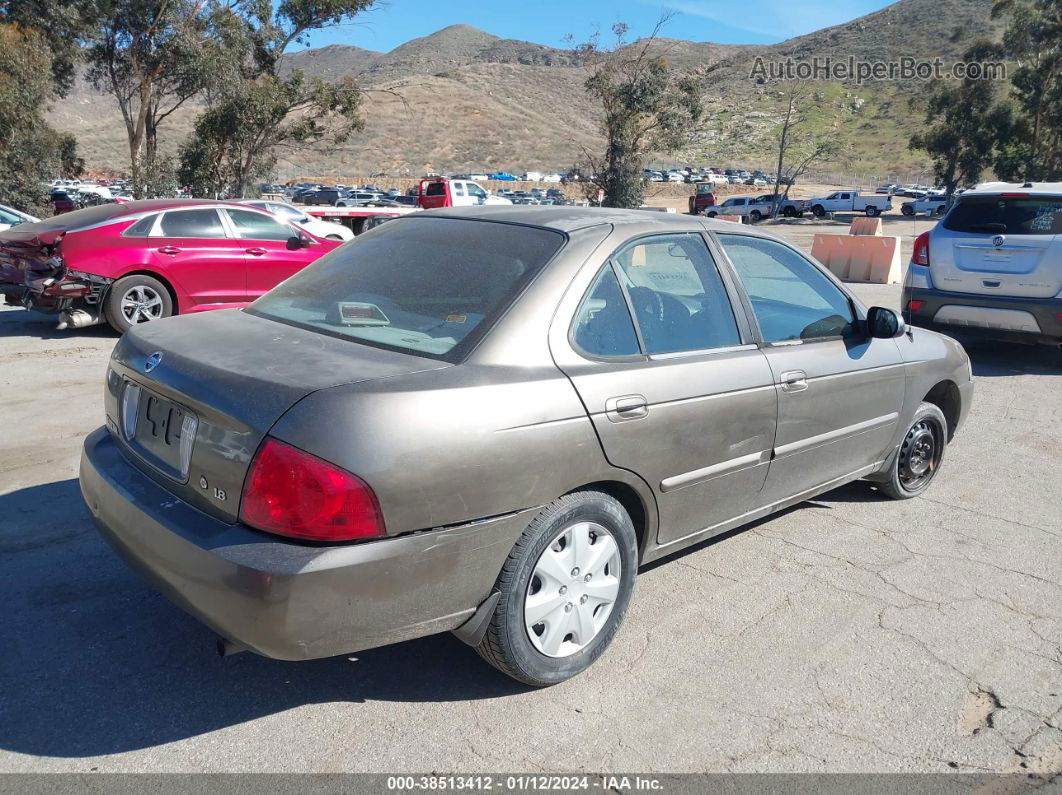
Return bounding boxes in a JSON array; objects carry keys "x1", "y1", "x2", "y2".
[
  {"x1": 245, "y1": 247, "x2": 267, "y2": 256},
  {"x1": 779, "y1": 370, "x2": 808, "y2": 393},
  {"x1": 156, "y1": 245, "x2": 181, "y2": 255},
  {"x1": 605, "y1": 394, "x2": 648, "y2": 422}
]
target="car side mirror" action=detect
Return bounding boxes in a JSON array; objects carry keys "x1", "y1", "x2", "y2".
[
  {"x1": 866, "y1": 306, "x2": 906, "y2": 338},
  {"x1": 287, "y1": 234, "x2": 311, "y2": 250}
]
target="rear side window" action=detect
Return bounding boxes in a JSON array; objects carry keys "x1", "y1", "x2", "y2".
[
  {"x1": 944, "y1": 196, "x2": 1062, "y2": 235},
  {"x1": 248, "y1": 217, "x2": 564, "y2": 360},
  {"x1": 158, "y1": 209, "x2": 227, "y2": 238},
  {"x1": 124, "y1": 214, "x2": 157, "y2": 236},
  {"x1": 612, "y1": 234, "x2": 740, "y2": 355},
  {"x1": 425, "y1": 182, "x2": 446, "y2": 197},
  {"x1": 573, "y1": 266, "x2": 640, "y2": 357}
]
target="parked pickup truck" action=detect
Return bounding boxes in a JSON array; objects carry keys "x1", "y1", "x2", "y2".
[
  {"x1": 417, "y1": 177, "x2": 513, "y2": 209},
  {"x1": 807, "y1": 190, "x2": 892, "y2": 217},
  {"x1": 704, "y1": 194, "x2": 804, "y2": 221},
  {"x1": 687, "y1": 182, "x2": 718, "y2": 214}
]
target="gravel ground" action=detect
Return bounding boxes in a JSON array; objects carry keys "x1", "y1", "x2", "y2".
[{"x1": 0, "y1": 222, "x2": 1060, "y2": 776}]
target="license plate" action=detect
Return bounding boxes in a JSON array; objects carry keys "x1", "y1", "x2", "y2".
[{"x1": 129, "y1": 387, "x2": 198, "y2": 480}]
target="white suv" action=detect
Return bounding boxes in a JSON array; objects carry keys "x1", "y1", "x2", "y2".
[{"x1": 902, "y1": 182, "x2": 1062, "y2": 346}]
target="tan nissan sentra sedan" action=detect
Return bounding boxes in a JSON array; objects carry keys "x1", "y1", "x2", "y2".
[{"x1": 80, "y1": 207, "x2": 973, "y2": 686}]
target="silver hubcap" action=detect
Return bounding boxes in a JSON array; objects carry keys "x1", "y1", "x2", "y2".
[
  {"x1": 120, "y1": 286, "x2": 164, "y2": 324},
  {"x1": 524, "y1": 521, "x2": 622, "y2": 658}
]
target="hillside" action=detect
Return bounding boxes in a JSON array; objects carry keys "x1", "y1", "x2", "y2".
[{"x1": 50, "y1": 0, "x2": 1002, "y2": 180}]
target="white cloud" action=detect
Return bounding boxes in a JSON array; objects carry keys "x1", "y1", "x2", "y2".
[{"x1": 648, "y1": 0, "x2": 888, "y2": 41}]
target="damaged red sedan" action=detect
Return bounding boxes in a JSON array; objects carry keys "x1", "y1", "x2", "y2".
[{"x1": 0, "y1": 199, "x2": 341, "y2": 332}]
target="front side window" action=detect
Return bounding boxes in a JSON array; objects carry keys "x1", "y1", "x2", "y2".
[
  {"x1": 572, "y1": 266, "x2": 640, "y2": 358},
  {"x1": 225, "y1": 209, "x2": 293, "y2": 241},
  {"x1": 467, "y1": 183, "x2": 487, "y2": 200},
  {"x1": 249, "y1": 217, "x2": 564, "y2": 359},
  {"x1": 612, "y1": 234, "x2": 741, "y2": 355},
  {"x1": 157, "y1": 209, "x2": 227, "y2": 239},
  {"x1": 718, "y1": 233, "x2": 854, "y2": 343}
]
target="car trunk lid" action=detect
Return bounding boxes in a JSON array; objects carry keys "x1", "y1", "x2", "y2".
[
  {"x1": 109, "y1": 309, "x2": 450, "y2": 523},
  {"x1": 931, "y1": 194, "x2": 1062, "y2": 298}
]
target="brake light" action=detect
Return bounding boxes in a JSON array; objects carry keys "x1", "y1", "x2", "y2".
[
  {"x1": 907, "y1": 300, "x2": 925, "y2": 313},
  {"x1": 912, "y1": 231, "x2": 931, "y2": 266},
  {"x1": 1000, "y1": 192, "x2": 1029, "y2": 198},
  {"x1": 240, "y1": 438, "x2": 384, "y2": 541}
]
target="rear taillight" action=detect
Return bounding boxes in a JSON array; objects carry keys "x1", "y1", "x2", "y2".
[
  {"x1": 912, "y1": 231, "x2": 931, "y2": 266},
  {"x1": 907, "y1": 299, "x2": 925, "y2": 313},
  {"x1": 240, "y1": 438, "x2": 384, "y2": 541}
]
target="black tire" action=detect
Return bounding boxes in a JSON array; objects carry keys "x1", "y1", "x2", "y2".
[
  {"x1": 812, "y1": 204, "x2": 826, "y2": 218},
  {"x1": 476, "y1": 490, "x2": 638, "y2": 687},
  {"x1": 935, "y1": 205, "x2": 946, "y2": 216},
  {"x1": 782, "y1": 206, "x2": 796, "y2": 218},
  {"x1": 901, "y1": 204, "x2": 914, "y2": 216},
  {"x1": 878, "y1": 402, "x2": 948, "y2": 500},
  {"x1": 750, "y1": 210, "x2": 762, "y2": 222},
  {"x1": 103, "y1": 274, "x2": 174, "y2": 333},
  {"x1": 705, "y1": 211, "x2": 718, "y2": 218},
  {"x1": 325, "y1": 234, "x2": 344, "y2": 241},
  {"x1": 866, "y1": 206, "x2": 880, "y2": 217}
]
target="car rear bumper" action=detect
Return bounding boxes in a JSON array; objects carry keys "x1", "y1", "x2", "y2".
[
  {"x1": 903, "y1": 286, "x2": 1062, "y2": 345},
  {"x1": 80, "y1": 427, "x2": 535, "y2": 661}
]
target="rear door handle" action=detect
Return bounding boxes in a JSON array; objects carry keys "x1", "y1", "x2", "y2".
[
  {"x1": 156, "y1": 245, "x2": 181, "y2": 255},
  {"x1": 605, "y1": 394, "x2": 648, "y2": 422},
  {"x1": 245, "y1": 247, "x2": 267, "y2": 256},
  {"x1": 779, "y1": 370, "x2": 808, "y2": 393}
]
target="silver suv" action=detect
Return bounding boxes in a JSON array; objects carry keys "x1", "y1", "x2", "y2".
[{"x1": 903, "y1": 182, "x2": 1062, "y2": 346}]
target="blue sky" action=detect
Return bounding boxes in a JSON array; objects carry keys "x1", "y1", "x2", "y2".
[{"x1": 300, "y1": 0, "x2": 897, "y2": 53}]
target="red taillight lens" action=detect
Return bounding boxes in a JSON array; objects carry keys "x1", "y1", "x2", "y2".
[
  {"x1": 912, "y1": 231, "x2": 931, "y2": 266},
  {"x1": 907, "y1": 299, "x2": 925, "y2": 313},
  {"x1": 240, "y1": 438, "x2": 384, "y2": 541}
]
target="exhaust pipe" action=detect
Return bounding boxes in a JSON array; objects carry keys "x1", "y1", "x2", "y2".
[
  {"x1": 216, "y1": 636, "x2": 248, "y2": 657},
  {"x1": 56, "y1": 308, "x2": 102, "y2": 330}
]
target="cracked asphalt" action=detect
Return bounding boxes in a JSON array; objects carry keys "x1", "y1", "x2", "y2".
[{"x1": 0, "y1": 264, "x2": 1060, "y2": 776}]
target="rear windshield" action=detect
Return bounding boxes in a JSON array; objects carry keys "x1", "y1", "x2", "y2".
[
  {"x1": 944, "y1": 196, "x2": 1062, "y2": 235},
  {"x1": 10, "y1": 203, "x2": 130, "y2": 236},
  {"x1": 248, "y1": 216, "x2": 565, "y2": 360}
]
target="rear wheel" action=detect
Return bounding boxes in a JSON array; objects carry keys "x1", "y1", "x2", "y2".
[
  {"x1": 878, "y1": 402, "x2": 948, "y2": 499},
  {"x1": 325, "y1": 234, "x2": 344, "y2": 241},
  {"x1": 476, "y1": 490, "x2": 638, "y2": 686},
  {"x1": 104, "y1": 274, "x2": 173, "y2": 333},
  {"x1": 901, "y1": 204, "x2": 914, "y2": 216},
  {"x1": 866, "y1": 206, "x2": 880, "y2": 217}
]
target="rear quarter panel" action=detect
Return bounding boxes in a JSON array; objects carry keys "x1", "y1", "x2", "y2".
[{"x1": 267, "y1": 363, "x2": 650, "y2": 536}]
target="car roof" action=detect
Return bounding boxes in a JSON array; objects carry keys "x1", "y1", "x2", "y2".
[
  {"x1": 964, "y1": 181, "x2": 1062, "y2": 196},
  {"x1": 417, "y1": 205, "x2": 714, "y2": 233}
]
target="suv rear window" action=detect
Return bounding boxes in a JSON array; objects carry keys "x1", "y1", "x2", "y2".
[
  {"x1": 248, "y1": 217, "x2": 565, "y2": 360},
  {"x1": 944, "y1": 196, "x2": 1062, "y2": 235}
]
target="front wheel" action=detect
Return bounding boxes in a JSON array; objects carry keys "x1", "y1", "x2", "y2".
[
  {"x1": 750, "y1": 210, "x2": 762, "y2": 222},
  {"x1": 705, "y1": 211, "x2": 718, "y2": 218},
  {"x1": 901, "y1": 204, "x2": 914, "y2": 216},
  {"x1": 878, "y1": 402, "x2": 948, "y2": 500},
  {"x1": 104, "y1": 274, "x2": 173, "y2": 333},
  {"x1": 476, "y1": 490, "x2": 638, "y2": 686},
  {"x1": 812, "y1": 205, "x2": 826, "y2": 218}
]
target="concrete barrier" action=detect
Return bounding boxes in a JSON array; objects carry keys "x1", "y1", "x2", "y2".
[
  {"x1": 811, "y1": 234, "x2": 903, "y2": 284},
  {"x1": 714, "y1": 214, "x2": 745, "y2": 223},
  {"x1": 849, "y1": 216, "x2": 883, "y2": 236}
]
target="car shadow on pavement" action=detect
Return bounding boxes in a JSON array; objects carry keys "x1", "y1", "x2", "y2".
[
  {"x1": 960, "y1": 338, "x2": 1061, "y2": 377},
  {"x1": 0, "y1": 478, "x2": 529, "y2": 759},
  {"x1": 0, "y1": 305, "x2": 117, "y2": 340}
]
